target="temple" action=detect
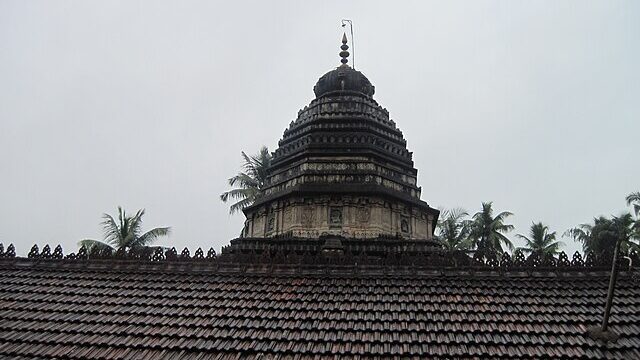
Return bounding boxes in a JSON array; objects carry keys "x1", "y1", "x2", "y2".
[
  {"x1": 0, "y1": 35, "x2": 639, "y2": 359},
  {"x1": 242, "y1": 34, "x2": 439, "y2": 240}
]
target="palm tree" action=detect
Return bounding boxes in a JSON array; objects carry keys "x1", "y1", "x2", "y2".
[
  {"x1": 565, "y1": 214, "x2": 638, "y2": 254},
  {"x1": 565, "y1": 216, "x2": 607, "y2": 254},
  {"x1": 79, "y1": 207, "x2": 170, "y2": 253},
  {"x1": 468, "y1": 202, "x2": 514, "y2": 254},
  {"x1": 516, "y1": 222, "x2": 562, "y2": 256},
  {"x1": 220, "y1": 146, "x2": 271, "y2": 214},
  {"x1": 626, "y1": 191, "x2": 640, "y2": 216},
  {"x1": 612, "y1": 213, "x2": 639, "y2": 252},
  {"x1": 436, "y1": 208, "x2": 472, "y2": 250},
  {"x1": 626, "y1": 191, "x2": 640, "y2": 244}
]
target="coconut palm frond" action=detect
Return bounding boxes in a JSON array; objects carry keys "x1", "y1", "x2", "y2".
[
  {"x1": 220, "y1": 188, "x2": 260, "y2": 207},
  {"x1": 495, "y1": 222, "x2": 515, "y2": 233},
  {"x1": 436, "y1": 207, "x2": 472, "y2": 251},
  {"x1": 100, "y1": 214, "x2": 122, "y2": 247},
  {"x1": 125, "y1": 209, "x2": 145, "y2": 246},
  {"x1": 565, "y1": 213, "x2": 638, "y2": 254},
  {"x1": 81, "y1": 207, "x2": 170, "y2": 255},
  {"x1": 78, "y1": 239, "x2": 114, "y2": 253},
  {"x1": 564, "y1": 226, "x2": 589, "y2": 242},
  {"x1": 626, "y1": 192, "x2": 640, "y2": 213},
  {"x1": 118, "y1": 207, "x2": 130, "y2": 247},
  {"x1": 543, "y1": 240, "x2": 563, "y2": 254},
  {"x1": 227, "y1": 173, "x2": 260, "y2": 189},
  {"x1": 469, "y1": 202, "x2": 514, "y2": 255},
  {"x1": 494, "y1": 211, "x2": 514, "y2": 222},
  {"x1": 221, "y1": 147, "x2": 272, "y2": 215},
  {"x1": 518, "y1": 222, "x2": 560, "y2": 256},
  {"x1": 495, "y1": 232, "x2": 515, "y2": 252},
  {"x1": 240, "y1": 151, "x2": 257, "y2": 176},
  {"x1": 240, "y1": 146, "x2": 271, "y2": 182},
  {"x1": 228, "y1": 197, "x2": 255, "y2": 215},
  {"x1": 626, "y1": 192, "x2": 640, "y2": 203},
  {"x1": 136, "y1": 227, "x2": 171, "y2": 247}
]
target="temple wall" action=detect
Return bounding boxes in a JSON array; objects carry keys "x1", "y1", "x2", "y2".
[{"x1": 243, "y1": 195, "x2": 434, "y2": 240}]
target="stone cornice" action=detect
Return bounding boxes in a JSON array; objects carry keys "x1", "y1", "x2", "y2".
[{"x1": 244, "y1": 183, "x2": 435, "y2": 214}]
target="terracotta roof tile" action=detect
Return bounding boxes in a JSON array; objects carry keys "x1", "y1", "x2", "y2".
[{"x1": 0, "y1": 256, "x2": 639, "y2": 359}]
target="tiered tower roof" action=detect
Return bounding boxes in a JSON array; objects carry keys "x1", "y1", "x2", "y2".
[{"x1": 242, "y1": 35, "x2": 438, "y2": 240}]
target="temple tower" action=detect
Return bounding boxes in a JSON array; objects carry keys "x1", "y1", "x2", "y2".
[{"x1": 242, "y1": 35, "x2": 439, "y2": 240}]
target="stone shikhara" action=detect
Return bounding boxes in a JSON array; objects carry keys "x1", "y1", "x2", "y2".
[{"x1": 242, "y1": 39, "x2": 438, "y2": 240}]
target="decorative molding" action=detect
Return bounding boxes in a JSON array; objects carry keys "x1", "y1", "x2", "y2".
[{"x1": 1, "y1": 241, "x2": 637, "y2": 272}]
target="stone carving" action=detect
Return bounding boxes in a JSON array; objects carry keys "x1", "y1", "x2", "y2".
[
  {"x1": 301, "y1": 206, "x2": 315, "y2": 227},
  {"x1": 284, "y1": 208, "x2": 293, "y2": 224},
  {"x1": 401, "y1": 218, "x2": 409, "y2": 233},
  {"x1": 267, "y1": 215, "x2": 275, "y2": 232},
  {"x1": 329, "y1": 207, "x2": 343, "y2": 227},
  {"x1": 356, "y1": 207, "x2": 371, "y2": 223}
]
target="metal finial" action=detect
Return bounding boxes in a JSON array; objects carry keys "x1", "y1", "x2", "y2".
[
  {"x1": 339, "y1": 33, "x2": 350, "y2": 65},
  {"x1": 341, "y1": 19, "x2": 354, "y2": 69}
]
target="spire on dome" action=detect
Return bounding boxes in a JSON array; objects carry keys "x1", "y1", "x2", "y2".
[{"x1": 339, "y1": 33, "x2": 350, "y2": 65}]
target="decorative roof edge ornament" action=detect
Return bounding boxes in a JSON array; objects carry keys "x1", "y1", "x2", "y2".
[{"x1": 1, "y1": 242, "x2": 638, "y2": 273}]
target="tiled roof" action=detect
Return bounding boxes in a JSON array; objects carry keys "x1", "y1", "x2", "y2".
[{"x1": 0, "y1": 241, "x2": 639, "y2": 359}]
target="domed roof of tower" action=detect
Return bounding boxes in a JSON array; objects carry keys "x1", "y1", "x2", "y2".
[{"x1": 312, "y1": 33, "x2": 375, "y2": 98}]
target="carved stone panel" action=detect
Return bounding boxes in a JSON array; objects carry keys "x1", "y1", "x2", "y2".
[
  {"x1": 301, "y1": 206, "x2": 315, "y2": 227},
  {"x1": 267, "y1": 214, "x2": 275, "y2": 232},
  {"x1": 284, "y1": 207, "x2": 293, "y2": 224},
  {"x1": 401, "y1": 216, "x2": 410, "y2": 234},
  {"x1": 356, "y1": 207, "x2": 371, "y2": 223},
  {"x1": 247, "y1": 195, "x2": 434, "y2": 240},
  {"x1": 329, "y1": 207, "x2": 343, "y2": 228}
]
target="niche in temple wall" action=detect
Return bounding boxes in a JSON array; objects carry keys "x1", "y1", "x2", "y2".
[{"x1": 329, "y1": 207, "x2": 343, "y2": 228}]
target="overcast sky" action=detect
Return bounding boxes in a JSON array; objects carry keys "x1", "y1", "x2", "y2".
[{"x1": 1, "y1": 1, "x2": 638, "y2": 256}]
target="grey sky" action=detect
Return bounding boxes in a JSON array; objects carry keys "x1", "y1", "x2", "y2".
[{"x1": 1, "y1": 1, "x2": 638, "y2": 255}]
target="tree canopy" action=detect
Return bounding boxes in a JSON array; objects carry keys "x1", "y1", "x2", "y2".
[
  {"x1": 220, "y1": 146, "x2": 271, "y2": 214},
  {"x1": 433, "y1": 192, "x2": 640, "y2": 257},
  {"x1": 436, "y1": 208, "x2": 472, "y2": 251},
  {"x1": 79, "y1": 207, "x2": 170, "y2": 253},
  {"x1": 468, "y1": 202, "x2": 515, "y2": 254},
  {"x1": 517, "y1": 222, "x2": 562, "y2": 256},
  {"x1": 627, "y1": 192, "x2": 640, "y2": 217}
]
